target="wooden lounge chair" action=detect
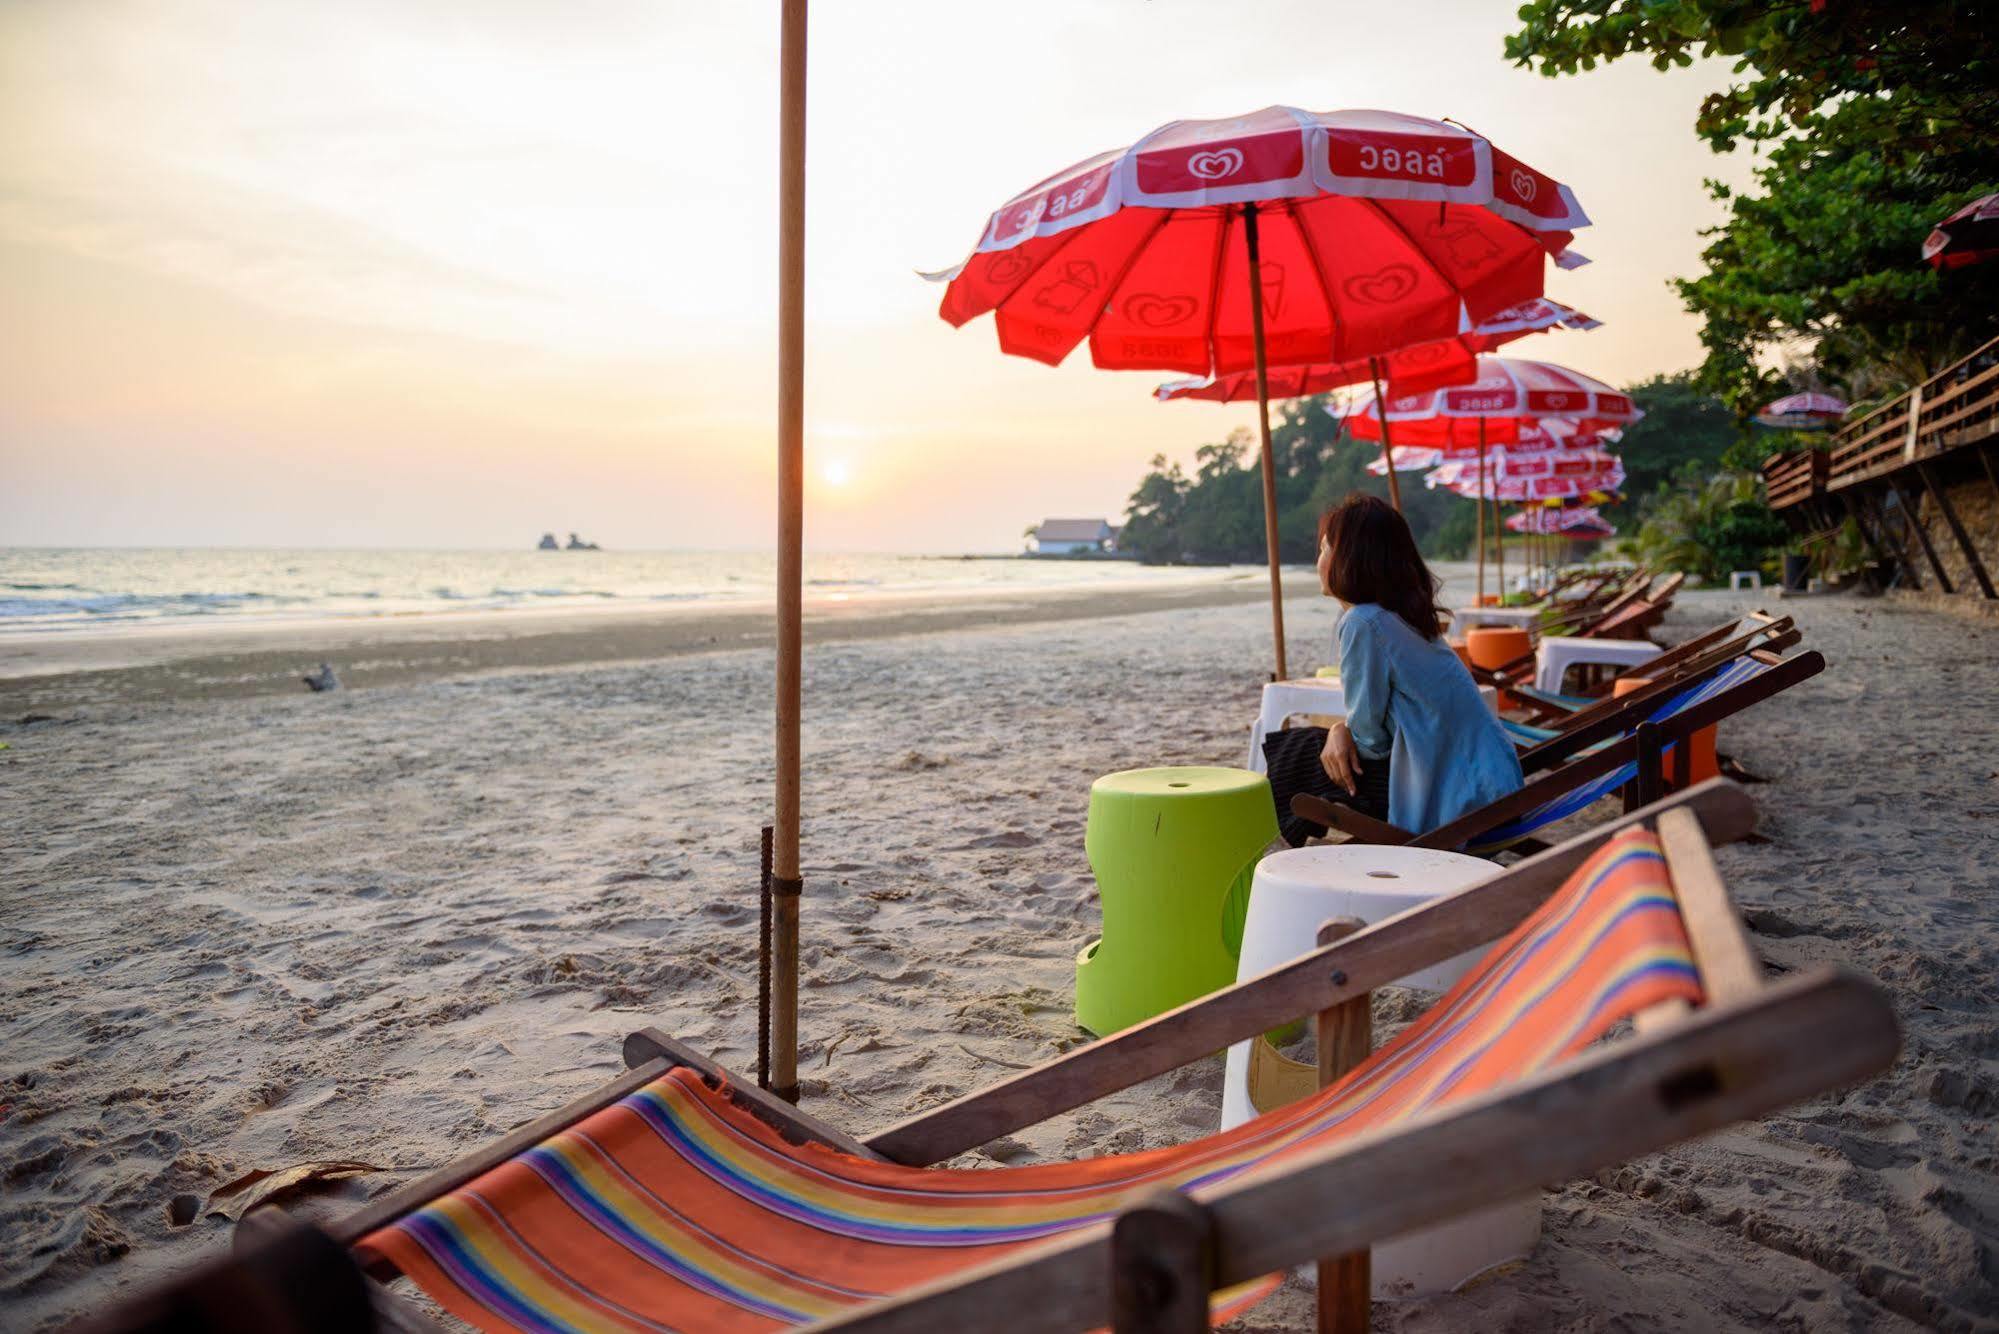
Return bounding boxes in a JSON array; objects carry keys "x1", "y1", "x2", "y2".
[
  {"x1": 1298, "y1": 647, "x2": 1823, "y2": 854},
  {"x1": 1495, "y1": 614, "x2": 1798, "y2": 738},
  {"x1": 88, "y1": 784, "x2": 1896, "y2": 1334}
]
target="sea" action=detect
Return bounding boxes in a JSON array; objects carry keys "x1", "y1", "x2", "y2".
[{"x1": 0, "y1": 548, "x2": 1251, "y2": 635}]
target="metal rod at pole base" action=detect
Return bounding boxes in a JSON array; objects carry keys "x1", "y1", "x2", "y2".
[
  {"x1": 1242, "y1": 203, "x2": 1288, "y2": 683},
  {"x1": 758, "y1": 825, "x2": 773, "y2": 1091}
]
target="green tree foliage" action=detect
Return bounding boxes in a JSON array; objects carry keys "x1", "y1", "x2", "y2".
[
  {"x1": 1120, "y1": 399, "x2": 1469, "y2": 564},
  {"x1": 1610, "y1": 372, "x2": 1739, "y2": 519},
  {"x1": 1632, "y1": 472, "x2": 1790, "y2": 584},
  {"x1": 1507, "y1": 0, "x2": 1999, "y2": 409}
]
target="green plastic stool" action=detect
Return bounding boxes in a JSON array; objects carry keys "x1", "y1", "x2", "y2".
[{"x1": 1075, "y1": 766, "x2": 1280, "y2": 1037}]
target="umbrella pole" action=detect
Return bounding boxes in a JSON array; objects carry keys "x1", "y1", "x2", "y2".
[
  {"x1": 770, "y1": 0, "x2": 807, "y2": 1105},
  {"x1": 1476, "y1": 422, "x2": 1488, "y2": 606},
  {"x1": 1242, "y1": 203, "x2": 1288, "y2": 682},
  {"x1": 1368, "y1": 359, "x2": 1403, "y2": 512}
]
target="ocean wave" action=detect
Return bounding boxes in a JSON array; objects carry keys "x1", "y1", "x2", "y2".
[{"x1": 0, "y1": 591, "x2": 279, "y2": 620}]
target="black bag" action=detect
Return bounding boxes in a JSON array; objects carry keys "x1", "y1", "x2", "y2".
[{"x1": 1262, "y1": 726, "x2": 1393, "y2": 847}]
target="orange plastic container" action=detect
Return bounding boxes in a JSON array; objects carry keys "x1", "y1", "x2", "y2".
[
  {"x1": 1614, "y1": 676, "x2": 1719, "y2": 786},
  {"x1": 1465, "y1": 627, "x2": 1532, "y2": 708}
]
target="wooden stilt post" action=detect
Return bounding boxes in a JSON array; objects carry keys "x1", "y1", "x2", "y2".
[
  {"x1": 1839, "y1": 492, "x2": 1891, "y2": 576},
  {"x1": 1368, "y1": 359, "x2": 1403, "y2": 513},
  {"x1": 1110, "y1": 1191, "x2": 1215, "y2": 1334},
  {"x1": 1890, "y1": 474, "x2": 1954, "y2": 593},
  {"x1": 1315, "y1": 916, "x2": 1372, "y2": 1334},
  {"x1": 770, "y1": 0, "x2": 809, "y2": 1104},
  {"x1": 1917, "y1": 462, "x2": 1996, "y2": 599},
  {"x1": 1866, "y1": 489, "x2": 1922, "y2": 590},
  {"x1": 1243, "y1": 203, "x2": 1289, "y2": 683}
]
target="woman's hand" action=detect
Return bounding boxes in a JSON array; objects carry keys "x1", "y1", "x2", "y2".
[{"x1": 1320, "y1": 721, "x2": 1364, "y2": 795}]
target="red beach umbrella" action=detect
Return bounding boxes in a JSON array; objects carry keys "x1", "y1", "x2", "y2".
[
  {"x1": 1923, "y1": 193, "x2": 1999, "y2": 270},
  {"x1": 1153, "y1": 300, "x2": 1600, "y2": 405},
  {"x1": 1754, "y1": 392, "x2": 1848, "y2": 430},
  {"x1": 931, "y1": 106, "x2": 1588, "y2": 679},
  {"x1": 1342, "y1": 355, "x2": 1641, "y2": 447}
]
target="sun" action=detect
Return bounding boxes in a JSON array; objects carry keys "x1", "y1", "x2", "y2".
[{"x1": 820, "y1": 457, "x2": 853, "y2": 487}]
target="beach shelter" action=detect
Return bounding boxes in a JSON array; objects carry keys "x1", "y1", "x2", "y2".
[
  {"x1": 1754, "y1": 392, "x2": 1848, "y2": 430},
  {"x1": 930, "y1": 106, "x2": 1589, "y2": 679},
  {"x1": 1923, "y1": 192, "x2": 1999, "y2": 270}
]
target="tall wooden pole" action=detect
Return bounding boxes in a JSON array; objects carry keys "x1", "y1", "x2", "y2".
[
  {"x1": 771, "y1": 0, "x2": 807, "y2": 1104},
  {"x1": 1475, "y1": 421, "x2": 1488, "y2": 606},
  {"x1": 1242, "y1": 204, "x2": 1288, "y2": 682},
  {"x1": 1367, "y1": 359, "x2": 1403, "y2": 512}
]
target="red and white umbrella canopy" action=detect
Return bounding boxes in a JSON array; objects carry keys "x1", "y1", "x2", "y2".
[
  {"x1": 1430, "y1": 449, "x2": 1625, "y2": 500},
  {"x1": 1509, "y1": 506, "x2": 1616, "y2": 537},
  {"x1": 1154, "y1": 300, "x2": 1600, "y2": 404},
  {"x1": 1342, "y1": 355, "x2": 1641, "y2": 445},
  {"x1": 1365, "y1": 446, "x2": 1446, "y2": 475},
  {"x1": 1754, "y1": 392, "x2": 1848, "y2": 430},
  {"x1": 932, "y1": 106, "x2": 1588, "y2": 376},
  {"x1": 1923, "y1": 193, "x2": 1999, "y2": 271}
]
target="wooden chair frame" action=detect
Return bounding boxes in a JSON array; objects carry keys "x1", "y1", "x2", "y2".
[
  {"x1": 1491, "y1": 612, "x2": 1793, "y2": 726},
  {"x1": 1511, "y1": 623, "x2": 1800, "y2": 771},
  {"x1": 1296, "y1": 649, "x2": 1824, "y2": 851},
  {"x1": 179, "y1": 780, "x2": 1893, "y2": 1334}
]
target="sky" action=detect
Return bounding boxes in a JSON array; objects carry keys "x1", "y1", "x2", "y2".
[{"x1": 0, "y1": 0, "x2": 1759, "y2": 552}]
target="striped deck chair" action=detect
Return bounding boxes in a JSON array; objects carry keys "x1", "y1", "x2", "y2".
[
  {"x1": 1297, "y1": 648, "x2": 1823, "y2": 855},
  {"x1": 1496, "y1": 617, "x2": 1801, "y2": 762},
  {"x1": 1512, "y1": 612, "x2": 1796, "y2": 719},
  {"x1": 89, "y1": 785, "x2": 1897, "y2": 1334}
]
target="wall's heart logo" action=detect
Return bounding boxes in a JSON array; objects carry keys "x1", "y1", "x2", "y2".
[
  {"x1": 1341, "y1": 264, "x2": 1418, "y2": 306},
  {"x1": 1399, "y1": 343, "x2": 1450, "y2": 366},
  {"x1": 1123, "y1": 293, "x2": 1200, "y2": 328},
  {"x1": 1541, "y1": 392, "x2": 1571, "y2": 409},
  {"x1": 984, "y1": 250, "x2": 1034, "y2": 285},
  {"x1": 1187, "y1": 147, "x2": 1245, "y2": 180},
  {"x1": 1508, "y1": 167, "x2": 1538, "y2": 202}
]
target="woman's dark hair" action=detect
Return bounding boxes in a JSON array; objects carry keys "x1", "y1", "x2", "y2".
[{"x1": 1318, "y1": 493, "x2": 1447, "y2": 641}]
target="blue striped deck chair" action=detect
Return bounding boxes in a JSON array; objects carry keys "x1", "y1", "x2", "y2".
[{"x1": 1297, "y1": 650, "x2": 1824, "y2": 855}]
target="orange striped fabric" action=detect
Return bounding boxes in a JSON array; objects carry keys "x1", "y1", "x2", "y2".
[{"x1": 358, "y1": 827, "x2": 1700, "y2": 1332}]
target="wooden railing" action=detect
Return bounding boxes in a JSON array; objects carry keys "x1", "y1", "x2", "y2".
[
  {"x1": 1761, "y1": 450, "x2": 1824, "y2": 511},
  {"x1": 1762, "y1": 335, "x2": 1999, "y2": 510}
]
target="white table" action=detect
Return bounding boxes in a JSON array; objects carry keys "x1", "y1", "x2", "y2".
[
  {"x1": 1246, "y1": 677, "x2": 1499, "y2": 774},
  {"x1": 1533, "y1": 635, "x2": 1663, "y2": 693},
  {"x1": 1453, "y1": 604, "x2": 1546, "y2": 630},
  {"x1": 1219, "y1": 843, "x2": 1541, "y2": 1297}
]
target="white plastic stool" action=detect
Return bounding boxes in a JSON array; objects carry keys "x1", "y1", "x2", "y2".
[
  {"x1": 1452, "y1": 604, "x2": 1544, "y2": 630},
  {"x1": 1220, "y1": 844, "x2": 1542, "y2": 1297},
  {"x1": 1729, "y1": 571, "x2": 1761, "y2": 590},
  {"x1": 1532, "y1": 635, "x2": 1663, "y2": 693},
  {"x1": 1246, "y1": 679, "x2": 1499, "y2": 774}
]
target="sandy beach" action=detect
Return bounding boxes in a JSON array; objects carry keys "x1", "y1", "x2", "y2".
[{"x1": 5, "y1": 578, "x2": 1998, "y2": 1332}]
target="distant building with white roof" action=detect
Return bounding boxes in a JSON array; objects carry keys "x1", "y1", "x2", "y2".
[{"x1": 1028, "y1": 518, "x2": 1121, "y2": 555}]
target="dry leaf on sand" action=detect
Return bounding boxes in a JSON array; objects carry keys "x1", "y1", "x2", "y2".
[{"x1": 203, "y1": 1160, "x2": 382, "y2": 1221}]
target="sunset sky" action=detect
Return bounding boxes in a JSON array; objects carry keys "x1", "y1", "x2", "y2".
[{"x1": 1, "y1": 0, "x2": 1756, "y2": 552}]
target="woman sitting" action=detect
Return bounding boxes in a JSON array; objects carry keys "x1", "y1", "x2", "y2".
[{"x1": 1265, "y1": 493, "x2": 1523, "y2": 845}]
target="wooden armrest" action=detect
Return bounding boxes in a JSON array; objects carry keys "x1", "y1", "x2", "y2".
[{"x1": 1289, "y1": 793, "x2": 1417, "y2": 845}]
